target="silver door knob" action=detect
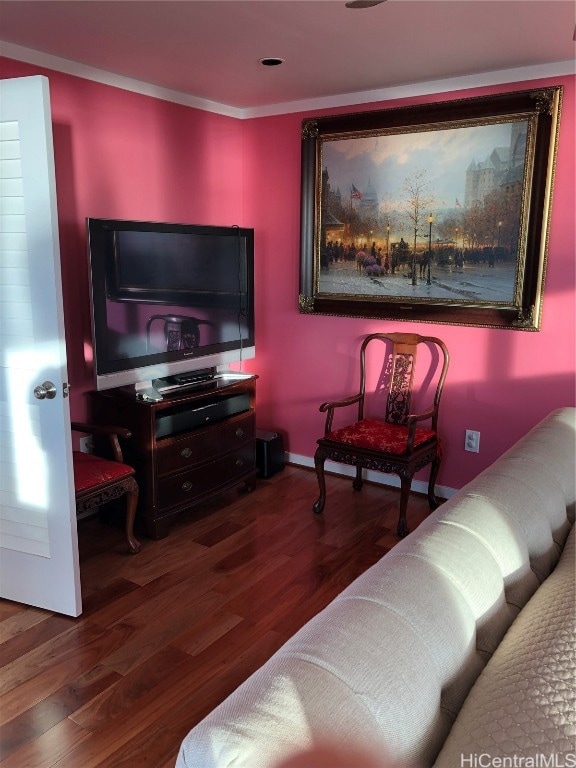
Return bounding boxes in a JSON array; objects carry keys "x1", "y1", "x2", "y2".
[{"x1": 34, "y1": 381, "x2": 57, "y2": 400}]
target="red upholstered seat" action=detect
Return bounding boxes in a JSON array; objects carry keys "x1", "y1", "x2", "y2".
[
  {"x1": 72, "y1": 451, "x2": 135, "y2": 493},
  {"x1": 71, "y1": 422, "x2": 141, "y2": 554},
  {"x1": 326, "y1": 418, "x2": 436, "y2": 455}
]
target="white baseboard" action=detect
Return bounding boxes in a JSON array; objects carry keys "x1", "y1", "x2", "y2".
[{"x1": 285, "y1": 452, "x2": 456, "y2": 500}]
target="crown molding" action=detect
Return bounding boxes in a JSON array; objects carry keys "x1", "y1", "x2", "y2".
[
  {"x1": 243, "y1": 60, "x2": 576, "y2": 118},
  {"x1": 0, "y1": 41, "x2": 243, "y2": 118},
  {"x1": 1, "y1": 40, "x2": 574, "y2": 120}
]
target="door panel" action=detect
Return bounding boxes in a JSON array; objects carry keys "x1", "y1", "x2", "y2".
[{"x1": 0, "y1": 76, "x2": 81, "y2": 616}]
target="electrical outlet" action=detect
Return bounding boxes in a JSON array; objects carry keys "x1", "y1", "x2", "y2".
[
  {"x1": 79, "y1": 436, "x2": 92, "y2": 453},
  {"x1": 464, "y1": 429, "x2": 480, "y2": 453}
]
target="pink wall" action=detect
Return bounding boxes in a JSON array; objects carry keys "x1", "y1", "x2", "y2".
[
  {"x1": 1, "y1": 57, "x2": 247, "y2": 417},
  {"x1": 243, "y1": 77, "x2": 576, "y2": 490},
  {"x1": 2, "y1": 57, "x2": 574, "y2": 491}
]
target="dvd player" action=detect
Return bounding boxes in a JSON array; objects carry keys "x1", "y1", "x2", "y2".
[{"x1": 154, "y1": 367, "x2": 216, "y2": 394}]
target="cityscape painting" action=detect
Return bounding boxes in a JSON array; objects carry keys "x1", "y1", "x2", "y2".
[{"x1": 299, "y1": 87, "x2": 562, "y2": 330}]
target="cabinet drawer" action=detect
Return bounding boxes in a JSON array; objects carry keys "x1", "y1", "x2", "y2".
[
  {"x1": 158, "y1": 442, "x2": 255, "y2": 511},
  {"x1": 157, "y1": 413, "x2": 255, "y2": 476}
]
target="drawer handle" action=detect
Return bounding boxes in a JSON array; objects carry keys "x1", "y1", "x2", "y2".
[
  {"x1": 182, "y1": 481, "x2": 194, "y2": 492},
  {"x1": 235, "y1": 427, "x2": 244, "y2": 438},
  {"x1": 180, "y1": 447, "x2": 192, "y2": 459},
  {"x1": 235, "y1": 458, "x2": 244, "y2": 468}
]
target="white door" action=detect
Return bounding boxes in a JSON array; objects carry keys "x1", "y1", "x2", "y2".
[{"x1": 0, "y1": 76, "x2": 82, "y2": 617}]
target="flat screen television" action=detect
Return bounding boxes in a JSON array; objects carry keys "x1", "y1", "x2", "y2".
[{"x1": 87, "y1": 217, "x2": 255, "y2": 399}]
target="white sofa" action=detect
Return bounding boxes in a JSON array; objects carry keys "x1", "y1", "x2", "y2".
[{"x1": 176, "y1": 407, "x2": 576, "y2": 768}]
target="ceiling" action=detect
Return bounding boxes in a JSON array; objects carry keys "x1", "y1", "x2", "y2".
[{"x1": 0, "y1": 1, "x2": 574, "y2": 115}]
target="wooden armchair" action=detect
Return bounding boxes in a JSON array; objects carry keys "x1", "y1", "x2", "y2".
[
  {"x1": 313, "y1": 332, "x2": 450, "y2": 538},
  {"x1": 71, "y1": 422, "x2": 141, "y2": 554}
]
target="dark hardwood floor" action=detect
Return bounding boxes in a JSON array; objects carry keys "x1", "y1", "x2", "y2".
[{"x1": 0, "y1": 465, "x2": 431, "y2": 767}]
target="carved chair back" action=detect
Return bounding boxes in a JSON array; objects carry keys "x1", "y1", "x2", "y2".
[{"x1": 358, "y1": 333, "x2": 449, "y2": 430}]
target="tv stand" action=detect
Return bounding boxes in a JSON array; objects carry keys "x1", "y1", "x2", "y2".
[{"x1": 92, "y1": 374, "x2": 258, "y2": 539}]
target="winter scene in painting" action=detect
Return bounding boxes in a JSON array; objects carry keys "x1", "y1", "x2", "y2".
[{"x1": 318, "y1": 119, "x2": 528, "y2": 304}]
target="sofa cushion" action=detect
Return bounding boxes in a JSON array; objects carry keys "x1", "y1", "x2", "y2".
[
  {"x1": 501, "y1": 407, "x2": 576, "y2": 522},
  {"x1": 423, "y1": 493, "x2": 539, "y2": 609},
  {"x1": 434, "y1": 525, "x2": 575, "y2": 765},
  {"x1": 451, "y1": 466, "x2": 567, "y2": 584},
  {"x1": 280, "y1": 599, "x2": 449, "y2": 765},
  {"x1": 389, "y1": 519, "x2": 518, "y2": 658},
  {"x1": 482, "y1": 457, "x2": 572, "y2": 553},
  {"x1": 175, "y1": 653, "x2": 396, "y2": 768},
  {"x1": 335, "y1": 554, "x2": 485, "y2": 721}
]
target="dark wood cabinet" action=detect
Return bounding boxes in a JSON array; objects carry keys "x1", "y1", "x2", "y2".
[{"x1": 92, "y1": 374, "x2": 257, "y2": 539}]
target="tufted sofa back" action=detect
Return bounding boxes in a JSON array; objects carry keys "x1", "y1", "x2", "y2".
[{"x1": 176, "y1": 408, "x2": 575, "y2": 768}]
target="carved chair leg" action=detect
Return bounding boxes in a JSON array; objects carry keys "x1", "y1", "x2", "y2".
[
  {"x1": 427, "y1": 451, "x2": 442, "y2": 510},
  {"x1": 313, "y1": 453, "x2": 327, "y2": 515},
  {"x1": 352, "y1": 464, "x2": 363, "y2": 491},
  {"x1": 397, "y1": 475, "x2": 412, "y2": 538},
  {"x1": 124, "y1": 478, "x2": 141, "y2": 554}
]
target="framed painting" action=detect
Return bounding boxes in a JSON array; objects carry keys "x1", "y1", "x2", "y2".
[{"x1": 299, "y1": 87, "x2": 562, "y2": 330}]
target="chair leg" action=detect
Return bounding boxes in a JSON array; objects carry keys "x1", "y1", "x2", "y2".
[
  {"x1": 427, "y1": 452, "x2": 442, "y2": 510},
  {"x1": 397, "y1": 475, "x2": 412, "y2": 538},
  {"x1": 352, "y1": 464, "x2": 363, "y2": 491},
  {"x1": 313, "y1": 453, "x2": 327, "y2": 514},
  {"x1": 125, "y1": 478, "x2": 141, "y2": 554}
]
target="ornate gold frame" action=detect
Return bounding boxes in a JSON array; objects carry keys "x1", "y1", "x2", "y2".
[{"x1": 299, "y1": 87, "x2": 562, "y2": 330}]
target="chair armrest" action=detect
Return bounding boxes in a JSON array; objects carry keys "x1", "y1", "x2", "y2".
[
  {"x1": 406, "y1": 407, "x2": 436, "y2": 426},
  {"x1": 71, "y1": 422, "x2": 132, "y2": 464},
  {"x1": 319, "y1": 394, "x2": 363, "y2": 433},
  {"x1": 71, "y1": 422, "x2": 132, "y2": 439},
  {"x1": 405, "y1": 407, "x2": 439, "y2": 451}
]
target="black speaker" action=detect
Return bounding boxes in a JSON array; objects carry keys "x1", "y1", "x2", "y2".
[{"x1": 256, "y1": 430, "x2": 285, "y2": 478}]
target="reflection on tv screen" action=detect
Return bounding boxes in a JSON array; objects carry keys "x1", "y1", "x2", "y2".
[{"x1": 105, "y1": 302, "x2": 250, "y2": 362}]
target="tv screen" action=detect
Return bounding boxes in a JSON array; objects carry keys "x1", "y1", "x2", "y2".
[{"x1": 87, "y1": 218, "x2": 255, "y2": 397}]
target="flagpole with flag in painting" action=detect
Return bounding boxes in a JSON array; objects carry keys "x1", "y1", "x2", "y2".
[{"x1": 351, "y1": 184, "x2": 363, "y2": 201}]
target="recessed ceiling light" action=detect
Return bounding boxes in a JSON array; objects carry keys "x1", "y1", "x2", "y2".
[
  {"x1": 259, "y1": 57, "x2": 285, "y2": 67},
  {"x1": 345, "y1": 0, "x2": 387, "y2": 7}
]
